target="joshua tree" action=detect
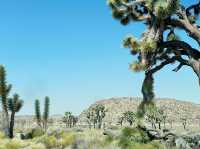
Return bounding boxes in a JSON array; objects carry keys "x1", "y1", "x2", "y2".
[
  {"x1": 94, "y1": 104, "x2": 106, "y2": 129},
  {"x1": 181, "y1": 117, "x2": 187, "y2": 130},
  {"x1": 8, "y1": 94, "x2": 23, "y2": 138},
  {"x1": 145, "y1": 105, "x2": 166, "y2": 129},
  {"x1": 34, "y1": 97, "x2": 50, "y2": 131},
  {"x1": 86, "y1": 109, "x2": 97, "y2": 128},
  {"x1": 63, "y1": 112, "x2": 73, "y2": 128},
  {"x1": 145, "y1": 105, "x2": 157, "y2": 129},
  {"x1": 0, "y1": 65, "x2": 12, "y2": 135},
  {"x1": 35, "y1": 99, "x2": 42, "y2": 127},
  {"x1": 43, "y1": 96, "x2": 49, "y2": 131},
  {"x1": 86, "y1": 105, "x2": 106, "y2": 129},
  {"x1": 168, "y1": 118, "x2": 174, "y2": 129},
  {"x1": 72, "y1": 116, "x2": 78, "y2": 127},
  {"x1": 123, "y1": 111, "x2": 136, "y2": 126},
  {"x1": 108, "y1": 0, "x2": 200, "y2": 115},
  {"x1": 118, "y1": 116, "x2": 124, "y2": 126}
]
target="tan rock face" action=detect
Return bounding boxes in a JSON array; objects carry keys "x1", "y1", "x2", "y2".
[{"x1": 78, "y1": 97, "x2": 200, "y2": 126}]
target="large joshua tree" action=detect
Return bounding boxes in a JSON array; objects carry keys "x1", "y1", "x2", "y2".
[
  {"x1": 108, "y1": 0, "x2": 200, "y2": 113},
  {"x1": 8, "y1": 94, "x2": 23, "y2": 138},
  {"x1": 0, "y1": 65, "x2": 12, "y2": 135}
]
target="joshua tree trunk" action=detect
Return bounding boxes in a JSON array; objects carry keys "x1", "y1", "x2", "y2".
[
  {"x1": 98, "y1": 120, "x2": 102, "y2": 129},
  {"x1": 9, "y1": 111, "x2": 15, "y2": 138},
  {"x1": 158, "y1": 123, "x2": 161, "y2": 130}
]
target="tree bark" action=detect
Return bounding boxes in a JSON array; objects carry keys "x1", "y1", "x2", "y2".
[{"x1": 9, "y1": 112, "x2": 15, "y2": 138}]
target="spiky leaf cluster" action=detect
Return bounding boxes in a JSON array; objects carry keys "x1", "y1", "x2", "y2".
[
  {"x1": 153, "y1": 0, "x2": 179, "y2": 19},
  {"x1": 8, "y1": 94, "x2": 23, "y2": 113},
  {"x1": 167, "y1": 30, "x2": 180, "y2": 41},
  {"x1": 130, "y1": 61, "x2": 147, "y2": 72},
  {"x1": 0, "y1": 65, "x2": 12, "y2": 114}
]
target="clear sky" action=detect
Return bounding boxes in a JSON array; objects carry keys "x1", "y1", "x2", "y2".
[{"x1": 0, "y1": 0, "x2": 199, "y2": 115}]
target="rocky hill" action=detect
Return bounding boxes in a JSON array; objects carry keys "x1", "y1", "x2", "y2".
[{"x1": 78, "y1": 97, "x2": 200, "y2": 126}]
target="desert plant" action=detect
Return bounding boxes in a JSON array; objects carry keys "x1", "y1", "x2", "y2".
[
  {"x1": 108, "y1": 0, "x2": 200, "y2": 116},
  {"x1": 181, "y1": 117, "x2": 187, "y2": 130},
  {"x1": 8, "y1": 94, "x2": 23, "y2": 138},
  {"x1": 145, "y1": 105, "x2": 157, "y2": 129},
  {"x1": 117, "y1": 116, "x2": 124, "y2": 127},
  {"x1": 5, "y1": 139, "x2": 23, "y2": 149},
  {"x1": 123, "y1": 111, "x2": 136, "y2": 126},
  {"x1": 35, "y1": 99, "x2": 42, "y2": 127},
  {"x1": 43, "y1": 96, "x2": 49, "y2": 131},
  {"x1": 94, "y1": 104, "x2": 106, "y2": 129},
  {"x1": 0, "y1": 65, "x2": 12, "y2": 136},
  {"x1": 34, "y1": 97, "x2": 50, "y2": 131},
  {"x1": 42, "y1": 136, "x2": 57, "y2": 149},
  {"x1": 63, "y1": 112, "x2": 73, "y2": 128},
  {"x1": 86, "y1": 109, "x2": 97, "y2": 129}
]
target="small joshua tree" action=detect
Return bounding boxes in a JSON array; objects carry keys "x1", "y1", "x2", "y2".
[
  {"x1": 145, "y1": 105, "x2": 166, "y2": 130},
  {"x1": 181, "y1": 117, "x2": 187, "y2": 130},
  {"x1": 145, "y1": 105, "x2": 157, "y2": 129},
  {"x1": 35, "y1": 99, "x2": 42, "y2": 127},
  {"x1": 86, "y1": 109, "x2": 97, "y2": 128},
  {"x1": 34, "y1": 97, "x2": 50, "y2": 131},
  {"x1": 43, "y1": 97, "x2": 49, "y2": 131},
  {"x1": 94, "y1": 104, "x2": 106, "y2": 129},
  {"x1": 118, "y1": 116, "x2": 124, "y2": 126},
  {"x1": 86, "y1": 105, "x2": 106, "y2": 129},
  {"x1": 63, "y1": 112, "x2": 73, "y2": 128},
  {"x1": 8, "y1": 94, "x2": 23, "y2": 138},
  {"x1": 123, "y1": 111, "x2": 136, "y2": 126},
  {"x1": 0, "y1": 65, "x2": 12, "y2": 136}
]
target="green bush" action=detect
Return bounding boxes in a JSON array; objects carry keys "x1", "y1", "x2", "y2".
[
  {"x1": 0, "y1": 131, "x2": 6, "y2": 139},
  {"x1": 5, "y1": 139, "x2": 22, "y2": 149},
  {"x1": 42, "y1": 136, "x2": 57, "y2": 149},
  {"x1": 31, "y1": 128, "x2": 45, "y2": 138},
  {"x1": 60, "y1": 132, "x2": 76, "y2": 148}
]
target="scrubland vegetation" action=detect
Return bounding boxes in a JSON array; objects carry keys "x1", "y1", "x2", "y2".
[{"x1": 1, "y1": 0, "x2": 200, "y2": 148}]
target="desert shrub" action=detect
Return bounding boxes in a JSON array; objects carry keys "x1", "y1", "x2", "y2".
[
  {"x1": 26, "y1": 143, "x2": 45, "y2": 149},
  {"x1": 59, "y1": 132, "x2": 76, "y2": 148},
  {"x1": 5, "y1": 139, "x2": 23, "y2": 149},
  {"x1": 0, "y1": 131, "x2": 6, "y2": 139},
  {"x1": 31, "y1": 128, "x2": 45, "y2": 138},
  {"x1": 121, "y1": 127, "x2": 150, "y2": 143},
  {"x1": 118, "y1": 127, "x2": 166, "y2": 149},
  {"x1": 42, "y1": 135, "x2": 57, "y2": 149}
]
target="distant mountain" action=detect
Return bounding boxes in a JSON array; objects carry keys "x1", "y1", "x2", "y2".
[{"x1": 78, "y1": 97, "x2": 200, "y2": 126}]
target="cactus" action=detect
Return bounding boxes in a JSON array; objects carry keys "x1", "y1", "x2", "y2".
[
  {"x1": 0, "y1": 65, "x2": 12, "y2": 136},
  {"x1": 8, "y1": 94, "x2": 23, "y2": 138}
]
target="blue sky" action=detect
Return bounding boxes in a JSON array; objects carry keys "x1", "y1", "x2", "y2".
[{"x1": 0, "y1": 0, "x2": 199, "y2": 115}]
